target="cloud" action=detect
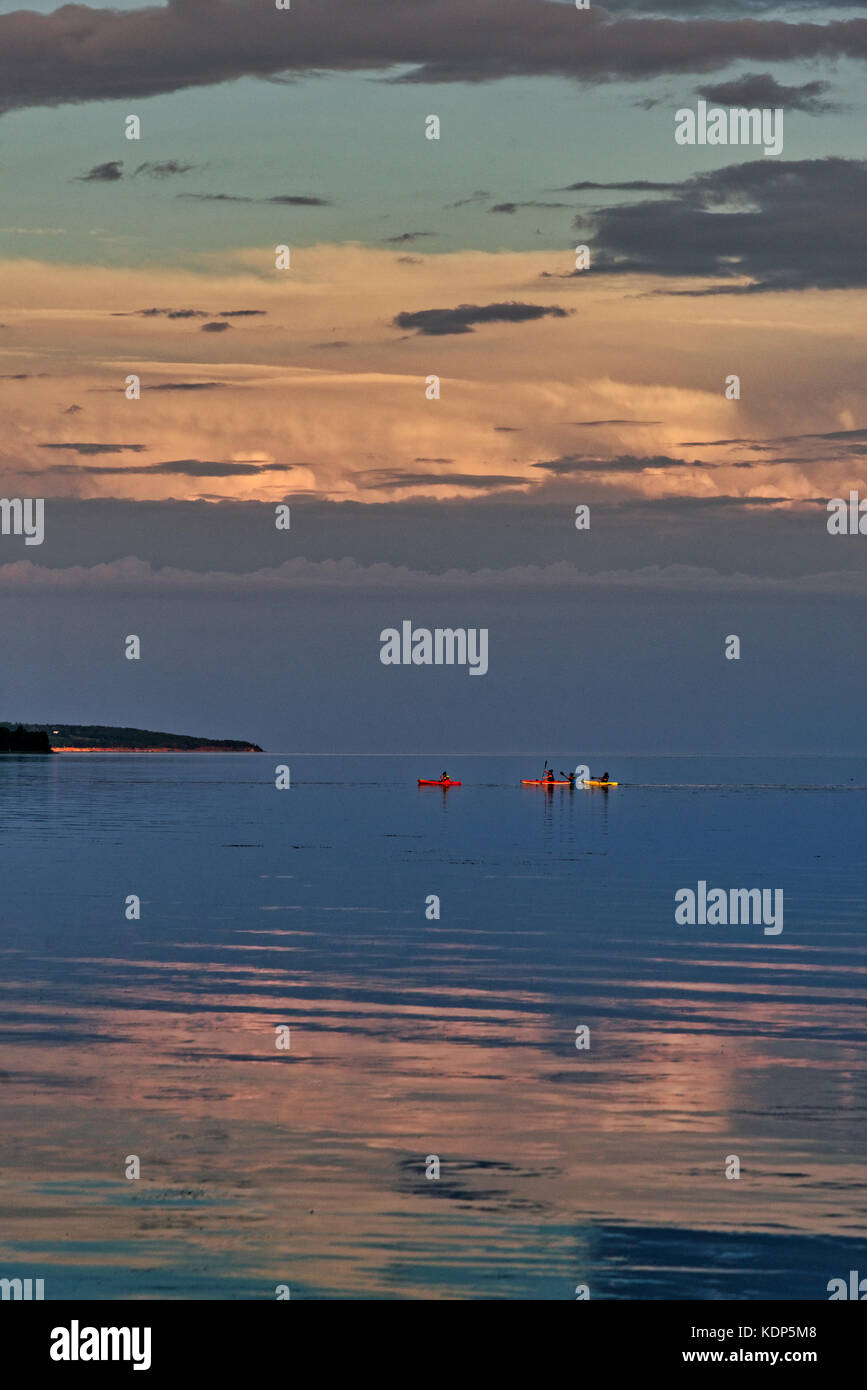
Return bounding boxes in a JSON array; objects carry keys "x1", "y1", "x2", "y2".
[
  {"x1": 556, "y1": 180, "x2": 682, "y2": 192},
  {"x1": 683, "y1": 427, "x2": 867, "y2": 447},
  {"x1": 39, "y1": 442, "x2": 147, "y2": 455},
  {"x1": 179, "y1": 192, "x2": 331, "y2": 206},
  {"x1": 778, "y1": 427, "x2": 867, "y2": 443},
  {"x1": 147, "y1": 381, "x2": 226, "y2": 392},
  {"x1": 446, "y1": 191, "x2": 490, "y2": 209},
  {"x1": 383, "y1": 231, "x2": 436, "y2": 245},
  {"x1": 4, "y1": 554, "x2": 865, "y2": 598},
  {"x1": 75, "y1": 161, "x2": 123, "y2": 183},
  {"x1": 4, "y1": 2, "x2": 867, "y2": 115},
  {"x1": 533, "y1": 453, "x2": 717, "y2": 475},
  {"x1": 695, "y1": 72, "x2": 838, "y2": 112},
  {"x1": 358, "y1": 470, "x2": 527, "y2": 490},
  {"x1": 133, "y1": 160, "x2": 199, "y2": 178},
  {"x1": 571, "y1": 419, "x2": 663, "y2": 426},
  {"x1": 114, "y1": 307, "x2": 265, "y2": 320},
  {"x1": 35, "y1": 459, "x2": 293, "y2": 478},
  {"x1": 114, "y1": 307, "x2": 210, "y2": 319},
  {"x1": 490, "y1": 201, "x2": 571, "y2": 214},
  {"x1": 393, "y1": 301, "x2": 570, "y2": 335},
  {"x1": 201, "y1": 321, "x2": 232, "y2": 333},
  {"x1": 577, "y1": 158, "x2": 867, "y2": 291}
]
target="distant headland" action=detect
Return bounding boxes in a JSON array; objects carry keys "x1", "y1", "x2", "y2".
[{"x1": 0, "y1": 723, "x2": 263, "y2": 753}]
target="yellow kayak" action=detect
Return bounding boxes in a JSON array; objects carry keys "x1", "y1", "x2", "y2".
[{"x1": 583, "y1": 779, "x2": 618, "y2": 787}]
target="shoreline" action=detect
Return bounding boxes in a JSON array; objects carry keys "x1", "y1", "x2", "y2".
[{"x1": 52, "y1": 746, "x2": 262, "y2": 753}]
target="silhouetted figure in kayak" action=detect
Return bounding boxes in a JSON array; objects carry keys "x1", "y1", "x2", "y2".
[
  {"x1": 442, "y1": 771, "x2": 449, "y2": 781},
  {"x1": 544, "y1": 768, "x2": 555, "y2": 783},
  {"x1": 559, "y1": 771, "x2": 577, "y2": 786},
  {"x1": 599, "y1": 771, "x2": 609, "y2": 783}
]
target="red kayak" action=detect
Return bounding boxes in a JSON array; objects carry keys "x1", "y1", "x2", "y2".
[
  {"x1": 418, "y1": 778, "x2": 461, "y2": 786},
  {"x1": 521, "y1": 778, "x2": 573, "y2": 786}
]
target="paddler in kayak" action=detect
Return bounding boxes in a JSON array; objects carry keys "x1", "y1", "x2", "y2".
[
  {"x1": 559, "y1": 770, "x2": 577, "y2": 787},
  {"x1": 597, "y1": 771, "x2": 610, "y2": 783},
  {"x1": 442, "y1": 770, "x2": 449, "y2": 781}
]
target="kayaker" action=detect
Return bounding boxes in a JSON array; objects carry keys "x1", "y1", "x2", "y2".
[
  {"x1": 560, "y1": 771, "x2": 577, "y2": 786},
  {"x1": 441, "y1": 770, "x2": 448, "y2": 781},
  {"x1": 544, "y1": 768, "x2": 555, "y2": 783},
  {"x1": 599, "y1": 771, "x2": 609, "y2": 783}
]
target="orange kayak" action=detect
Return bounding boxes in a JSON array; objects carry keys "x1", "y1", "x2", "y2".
[
  {"x1": 418, "y1": 778, "x2": 461, "y2": 786},
  {"x1": 521, "y1": 779, "x2": 574, "y2": 786}
]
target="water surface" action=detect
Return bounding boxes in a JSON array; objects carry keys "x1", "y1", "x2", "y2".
[{"x1": 1, "y1": 754, "x2": 865, "y2": 1299}]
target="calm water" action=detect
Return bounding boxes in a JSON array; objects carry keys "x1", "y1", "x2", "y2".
[{"x1": 1, "y1": 753, "x2": 865, "y2": 1300}]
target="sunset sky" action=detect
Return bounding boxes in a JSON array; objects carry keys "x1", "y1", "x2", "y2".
[{"x1": 0, "y1": 0, "x2": 865, "y2": 751}]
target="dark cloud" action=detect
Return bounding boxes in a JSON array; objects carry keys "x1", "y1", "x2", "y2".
[
  {"x1": 636, "y1": 494, "x2": 795, "y2": 509},
  {"x1": 39, "y1": 442, "x2": 147, "y2": 455},
  {"x1": 393, "y1": 301, "x2": 570, "y2": 336},
  {"x1": 683, "y1": 427, "x2": 867, "y2": 446},
  {"x1": 179, "y1": 192, "x2": 330, "y2": 206},
  {"x1": 133, "y1": 160, "x2": 198, "y2": 178},
  {"x1": 556, "y1": 180, "x2": 682, "y2": 192},
  {"x1": 148, "y1": 382, "x2": 226, "y2": 392},
  {"x1": 77, "y1": 159, "x2": 202, "y2": 181},
  {"x1": 63, "y1": 404, "x2": 82, "y2": 414},
  {"x1": 695, "y1": 72, "x2": 837, "y2": 112},
  {"x1": 179, "y1": 193, "x2": 253, "y2": 203},
  {"x1": 268, "y1": 194, "x2": 331, "y2": 206},
  {"x1": 0, "y1": 372, "x2": 48, "y2": 379},
  {"x1": 3, "y1": 2, "x2": 867, "y2": 114},
  {"x1": 383, "y1": 231, "x2": 436, "y2": 244},
  {"x1": 114, "y1": 308, "x2": 263, "y2": 320},
  {"x1": 201, "y1": 322, "x2": 232, "y2": 333},
  {"x1": 359, "y1": 470, "x2": 527, "y2": 490},
  {"x1": 779, "y1": 427, "x2": 867, "y2": 443},
  {"x1": 446, "y1": 191, "x2": 490, "y2": 208},
  {"x1": 113, "y1": 308, "x2": 209, "y2": 319},
  {"x1": 533, "y1": 454, "x2": 717, "y2": 475},
  {"x1": 75, "y1": 160, "x2": 123, "y2": 182},
  {"x1": 414, "y1": 457, "x2": 454, "y2": 464},
  {"x1": 490, "y1": 201, "x2": 571, "y2": 214},
  {"x1": 577, "y1": 158, "x2": 867, "y2": 291},
  {"x1": 38, "y1": 460, "x2": 293, "y2": 478}
]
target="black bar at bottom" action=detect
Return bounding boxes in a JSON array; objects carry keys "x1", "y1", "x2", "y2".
[{"x1": 1, "y1": 1299, "x2": 862, "y2": 1376}]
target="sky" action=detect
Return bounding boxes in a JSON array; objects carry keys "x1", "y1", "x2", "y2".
[{"x1": 0, "y1": 0, "x2": 865, "y2": 751}]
